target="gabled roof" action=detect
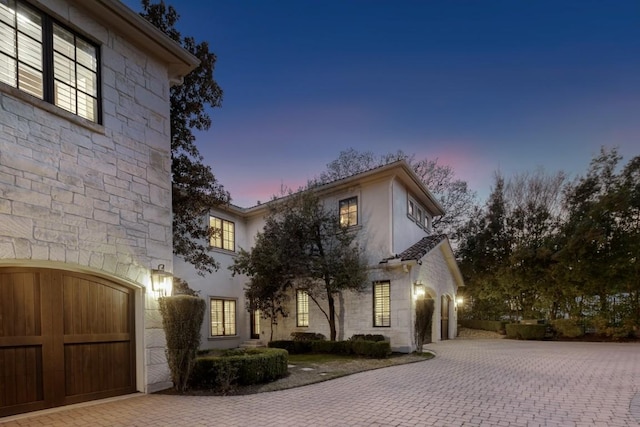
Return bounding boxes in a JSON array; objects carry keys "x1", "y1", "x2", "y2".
[
  {"x1": 381, "y1": 234, "x2": 448, "y2": 262},
  {"x1": 224, "y1": 159, "x2": 445, "y2": 216},
  {"x1": 380, "y1": 234, "x2": 465, "y2": 288}
]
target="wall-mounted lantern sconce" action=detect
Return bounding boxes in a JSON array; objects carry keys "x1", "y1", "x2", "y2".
[
  {"x1": 151, "y1": 264, "x2": 173, "y2": 297},
  {"x1": 413, "y1": 282, "x2": 426, "y2": 299},
  {"x1": 456, "y1": 296, "x2": 464, "y2": 307}
]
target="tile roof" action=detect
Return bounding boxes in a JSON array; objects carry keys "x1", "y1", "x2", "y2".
[{"x1": 380, "y1": 234, "x2": 448, "y2": 263}]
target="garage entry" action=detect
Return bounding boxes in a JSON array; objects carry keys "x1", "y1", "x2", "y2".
[{"x1": 0, "y1": 268, "x2": 136, "y2": 417}]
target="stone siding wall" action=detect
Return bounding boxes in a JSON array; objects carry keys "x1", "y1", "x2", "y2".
[{"x1": 0, "y1": 1, "x2": 174, "y2": 392}]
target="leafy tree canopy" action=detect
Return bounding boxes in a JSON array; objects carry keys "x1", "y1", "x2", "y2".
[
  {"x1": 313, "y1": 148, "x2": 477, "y2": 238},
  {"x1": 232, "y1": 189, "x2": 369, "y2": 341},
  {"x1": 457, "y1": 147, "x2": 640, "y2": 335},
  {"x1": 140, "y1": 1, "x2": 230, "y2": 275}
]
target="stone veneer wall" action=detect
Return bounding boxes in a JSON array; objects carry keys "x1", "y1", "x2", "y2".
[{"x1": 0, "y1": 1, "x2": 174, "y2": 392}]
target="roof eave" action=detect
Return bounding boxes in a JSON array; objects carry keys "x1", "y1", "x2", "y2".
[{"x1": 72, "y1": 0, "x2": 199, "y2": 83}]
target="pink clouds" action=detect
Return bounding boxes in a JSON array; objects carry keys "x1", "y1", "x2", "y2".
[{"x1": 412, "y1": 141, "x2": 496, "y2": 197}]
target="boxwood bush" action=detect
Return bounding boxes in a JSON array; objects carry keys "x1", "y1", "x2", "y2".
[
  {"x1": 291, "y1": 332, "x2": 326, "y2": 341},
  {"x1": 351, "y1": 340, "x2": 391, "y2": 358},
  {"x1": 269, "y1": 339, "x2": 391, "y2": 358},
  {"x1": 189, "y1": 348, "x2": 288, "y2": 389},
  {"x1": 505, "y1": 324, "x2": 546, "y2": 340},
  {"x1": 349, "y1": 334, "x2": 387, "y2": 342}
]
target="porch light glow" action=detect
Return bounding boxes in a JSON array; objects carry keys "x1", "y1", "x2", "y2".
[
  {"x1": 456, "y1": 296, "x2": 464, "y2": 306},
  {"x1": 151, "y1": 264, "x2": 173, "y2": 296},
  {"x1": 413, "y1": 282, "x2": 425, "y2": 298}
]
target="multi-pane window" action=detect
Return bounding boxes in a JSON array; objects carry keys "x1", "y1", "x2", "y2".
[
  {"x1": 0, "y1": 0, "x2": 100, "y2": 122},
  {"x1": 210, "y1": 298, "x2": 236, "y2": 336},
  {"x1": 52, "y1": 23, "x2": 98, "y2": 121},
  {"x1": 296, "y1": 290, "x2": 309, "y2": 327},
  {"x1": 408, "y1": 197, "x2": 430, "y2": 230},
  {"x1": 339, "y1": 196, "x2": 358, "y2": 227},
  {"x1": 210, "y1": 216, "x2": 235, "y2": 251},
  {"x1": 373, "y1": 281, "x2": 390, "y2": 327}
]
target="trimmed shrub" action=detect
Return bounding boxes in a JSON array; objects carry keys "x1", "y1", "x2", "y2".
[
  {"x1": 159, "y1": 295, "x2": 206, "y2": 392},
  {"x1": 190, "y1": 348, "x2": 288, "y2": 390},
  {"x1": 349, "y1": 334, "x2": 387, "y2": 342},
  {"x1": 291, "y1": 332, "x2": 326, "y2": 341},
  {"x1": 505, "y1": 324, "x2": 546, "y2": 340},
  {"x1": 351, "y1": 340, "x2": 391, "y2": 358},
  {"x1": 551, "y1": 319, "x2": 583, "y2": 338},
  {"x1": 268, "y1": 340, "x2": 312, "y2": 354},
  {"x1": 460, "y1": 319, "x2": 507, "y2": 333}
]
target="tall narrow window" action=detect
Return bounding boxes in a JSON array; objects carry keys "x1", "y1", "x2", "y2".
[
  {"x1": 210, "y1": 298, "x2": 236, "y2": 336},
  {"x1": 52, "y1": 23, "x2": 98, "y2": 121},
  {"x1": 210, "y1": 216, "x2": 235, "y2": 251},
  {"x1": 373, "y1": 281, "x2": 390, "y2": 327},
  {"x1": 339, "y1": 196, "x2": 358, "y2": 227},
  {"x1": 296, "y1": 290, "x2": 309, "y2": 327},
  {"x1": 0, "y1": 1, "x2": 100, "y2": 122},
  {"x1": 408, "y1": 200, "x2": 415, "y2": 218}
]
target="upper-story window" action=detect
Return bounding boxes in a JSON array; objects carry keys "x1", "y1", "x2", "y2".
[
  {"x1": 210, "y1": 216, "x2": 235, "y2": 251},
  {"x1": 407, "y1": 196, "x2": 431, "y2": 232},
  {"x1": 0, "y1": 0, "x2": 100, "y2": 123},
  {"x1": 339, "y1": 196, "x2": 358, "y2": 227}
]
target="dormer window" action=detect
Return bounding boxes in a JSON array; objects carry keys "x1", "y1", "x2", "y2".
[{"x1": 339, "y1": 196, "x2": 358, "y2": 227}]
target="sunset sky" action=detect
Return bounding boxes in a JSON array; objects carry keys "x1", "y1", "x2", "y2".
[{"x1": 124, "y1": 0, "x2": 639, "y2": 207}]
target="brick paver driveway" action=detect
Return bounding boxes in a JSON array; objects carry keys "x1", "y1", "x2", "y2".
[{"x1": 3, "y1": 339, "x2": 640, "y2": 426}]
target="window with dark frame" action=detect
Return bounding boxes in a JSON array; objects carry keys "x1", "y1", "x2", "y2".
[
  {"x1": 296, "y1": 290, "x2": 309, "y2": 327},
  {"x1": 209, "y1": 216, "x2": 235, "y2": 251},
  {"x1": 373, "y1": 281, "x2": 391, "y2": 327},
  {"x1": 339, "y1": 196, "x2": 358, "y2": 227},
  {"x1": 210, "y1": 298, "x2": 236, "y2": 336},
  {"x1": 0, "y1": 0, "x2": 100, "y2": 123}
]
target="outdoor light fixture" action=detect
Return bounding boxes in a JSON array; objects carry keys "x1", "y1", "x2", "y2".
[
  {"x1": 414, "y1": 282, "x2": 426, "y2": 298},
  {"x1": 456, "y1": 296, "x2": 464, "y2": 306},
  {"x1": 151, "y1": 264, "x2": 173, "y2": 296}
]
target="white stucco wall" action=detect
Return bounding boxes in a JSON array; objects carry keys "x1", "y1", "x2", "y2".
[
  {"x1": 391, "y1": 179, "x2": 430, "y2": 256},
  {"x1": 0, "y1": 1, "x2": 176, "y2": 392}
]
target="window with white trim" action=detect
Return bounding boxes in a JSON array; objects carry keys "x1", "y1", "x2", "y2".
[
  {"x1": 0, "y1": 0, "x2": 100, "y2": 122},
  {"x1": 210, "y1": 216, "x2": 235, "y2": 251},
  {"x1": 210, "y1": 298, "x2": 236, "y2": 336},
  {"x1": 296, "y1": 290, "x2": 309, "y2": 327},
  {"x1": 373, "y1": 281, "x2": 390, "y2": 327},
  {"x1": 339, "y1": 196, "x2": 358, "y2": 227}
]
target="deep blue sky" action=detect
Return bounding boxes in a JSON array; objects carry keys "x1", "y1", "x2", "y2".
[{"x1": 123, "y1": 0, "x2": 639, "y2": 207}]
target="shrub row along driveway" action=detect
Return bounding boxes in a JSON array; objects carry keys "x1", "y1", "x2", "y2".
[{"x1": 3, "y1": 339, "x2": 640, "y2": 426}]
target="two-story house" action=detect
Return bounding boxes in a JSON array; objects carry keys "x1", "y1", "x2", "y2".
[
  {"x1": 177, "y1": 160, "x2": 464, "y2": 353},
  {"x1": 0, "y1": 0, "x2": 197, "y2": 417}
]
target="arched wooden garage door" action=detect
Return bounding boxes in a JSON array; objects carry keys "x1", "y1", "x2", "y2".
[{"x1": 0, "y1": 268, "x2": 136, "y2": 417}]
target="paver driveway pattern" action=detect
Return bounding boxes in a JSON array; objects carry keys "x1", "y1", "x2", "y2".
[{"x1": 2, "y1": 339, "x2": 640, "y2": 426}]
